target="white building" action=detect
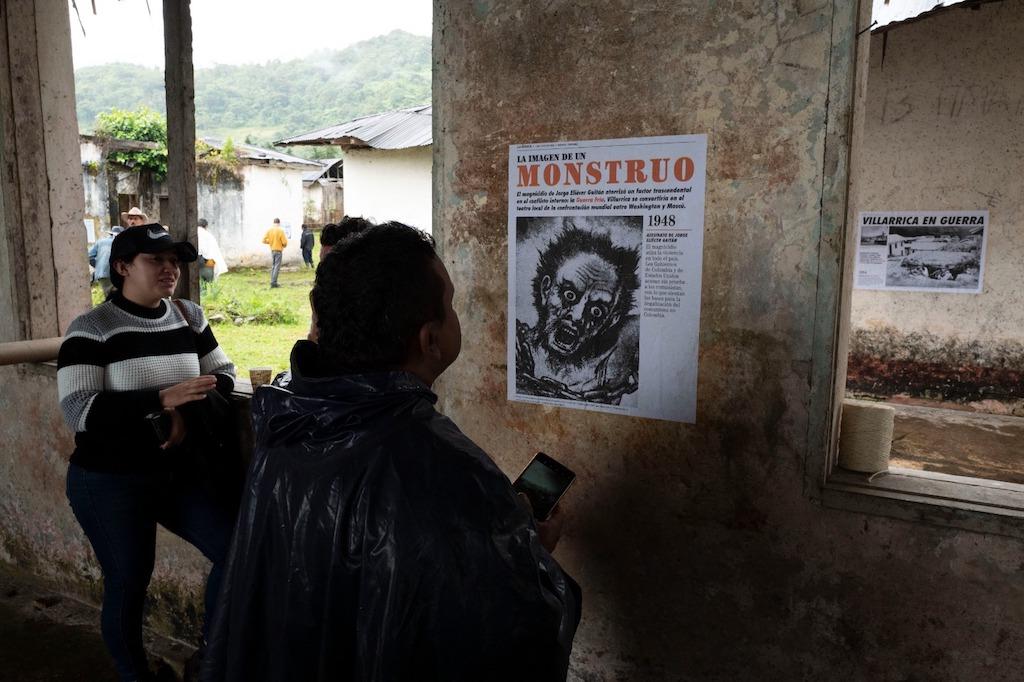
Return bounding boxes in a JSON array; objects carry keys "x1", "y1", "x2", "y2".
[
  {"x1": 277, "y1": 104, "x2": 432, "y2": 233},
  {"x1": 197, "y1": 139, "x2": 323, "y2": 266},
  {"x1": 79, "y1": 136, "x2": 322, "y2": 267}
]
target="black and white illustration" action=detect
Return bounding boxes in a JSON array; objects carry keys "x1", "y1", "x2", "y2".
[{"x1": 514, "y1": 216, "x2": 642, "y2": 407}]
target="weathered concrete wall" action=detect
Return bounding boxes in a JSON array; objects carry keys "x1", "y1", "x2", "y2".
[
  {"x1": 434, "y1": 1, "x2": 1024, "y2": 679},
  {"x1": 344, "y1": 146, "x2": 432, "y2": 232},
  {"x1": 196, "y1": 166, "x2": 245, "y2": 265},
  {"x1": 848, "y1": 3, "x2": 1024, "y2": 403},
  {"x1": 0, "y1": 364, "x2": 257, "y2": 641},
  {"x1": 239, "y1": 164, "x2": 305, "y2": 266},
  {"x1": 80, "y1": 163, "x2": 108, "y2": 242},
  {"x1": 302, "y1": 179, "x2": 345, "y2": 228}
]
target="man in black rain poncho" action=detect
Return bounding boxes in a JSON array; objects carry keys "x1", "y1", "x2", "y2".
[{"x1": 202, "y1": 222, "x2": 580, "y2": 681}]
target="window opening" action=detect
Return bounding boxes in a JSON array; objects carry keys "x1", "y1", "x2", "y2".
[
  {"x1": 72, "y1": 2, "x2": 432, "y2": 378},
  {"x1": 838, "y1": 0, "x2": 1024, "y2": 489}
]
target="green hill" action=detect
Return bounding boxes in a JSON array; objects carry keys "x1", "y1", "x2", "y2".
[{"x1": 74, "y1": 30, "x2": 431, "y2": 147}]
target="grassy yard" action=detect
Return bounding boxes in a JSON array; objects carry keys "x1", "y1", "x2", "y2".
[
  {"x1": 202, "y1": 264, "x2": 315, "y2": 376},
  {"x1": 91, "y1": 260, "x2": 317, "y2": 378}
]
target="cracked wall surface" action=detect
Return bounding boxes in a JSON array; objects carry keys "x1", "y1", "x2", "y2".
[{"x1": 434, "y1": 1, "x2": 1024, "y2": 679}]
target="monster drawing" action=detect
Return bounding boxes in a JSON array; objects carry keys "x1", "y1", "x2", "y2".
[{"x1": 516, "y1": 218, "x2": 641, "y2": 405}]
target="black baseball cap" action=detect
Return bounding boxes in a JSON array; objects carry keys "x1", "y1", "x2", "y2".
[{"x1": 109, "y1": 224, "x2": 198, "y2": 290}]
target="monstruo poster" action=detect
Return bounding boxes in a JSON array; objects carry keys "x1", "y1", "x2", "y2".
[
  {"x1": 507, "y1": 135, "x2": 707, "y2": 423},
  {"x1": 854, "y1": 211, "x2": 988, "y2": 293}
]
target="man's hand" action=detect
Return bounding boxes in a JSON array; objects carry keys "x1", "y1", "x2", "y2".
[
  {"x1": 160, "y1": 408, "x2": 186, "y2": 450},
  {"x1": 159, "y1": 375, "x2": 217, "y2": 409},
  {"x1": 518, "y1": 493, "x2": 565, "y2": 554},
  {"x1": 536, "y1": 504, "x2": 565, "y2": 553}
]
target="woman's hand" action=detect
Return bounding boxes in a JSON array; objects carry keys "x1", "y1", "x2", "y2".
[
  {"x1": 159, "y1": 408, "x2": 186, "y2": 450},
  {"x1": 159, "y1": 375, "x2": 217, "y2": 409}
]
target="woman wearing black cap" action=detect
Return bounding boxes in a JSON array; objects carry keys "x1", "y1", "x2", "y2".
[{"x1": 57, "y1": 224, "x2": 236, "y2": 681}]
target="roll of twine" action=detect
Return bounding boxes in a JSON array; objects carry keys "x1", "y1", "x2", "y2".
[{"x1": 838, "y1": 399, "x2": 895, "y2": 476}]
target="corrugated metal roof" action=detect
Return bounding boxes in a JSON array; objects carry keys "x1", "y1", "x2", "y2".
[
  {"x1": 275, "y1": 105, "x2": 432, "y2": 150},
  {"x1": 201, "y1": 137, "x2": 323, "y2": 167},
  {"x1": 872, "y1": 0, "x2": 972, "y2": 31},
  {"x1": 302, "y1": 158, "x2": 343, "y2": 183}
]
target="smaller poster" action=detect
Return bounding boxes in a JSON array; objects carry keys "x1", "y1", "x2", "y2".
[{"x1": 854, "y1": 211, "x2": 988, "y2": 293}]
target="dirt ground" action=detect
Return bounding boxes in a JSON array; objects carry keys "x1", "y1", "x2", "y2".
[
  {"x1": 889, "y1": 402, "x2": 1024, "y2": 484},
  {"x1": 0, "y1": 565, "x2": 192, "y2": 681}
]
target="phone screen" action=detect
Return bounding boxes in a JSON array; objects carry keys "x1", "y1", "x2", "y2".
[{"x1": 513, "y1": 452, "x2": 576, "y2": 521}]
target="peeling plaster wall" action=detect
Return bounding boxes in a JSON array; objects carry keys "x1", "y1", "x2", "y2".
[
  {"x1": 434, "y1": 1, "x2": 1024, "y2": 679},
  {"x1": 848, "y1": 3, "x2": 1024, "y2": 402},
  {"x1": 196, "y1": 169, "x2": 245, "y2": 265}
]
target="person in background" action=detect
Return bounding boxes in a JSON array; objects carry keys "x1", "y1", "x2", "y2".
[
  {"x1": 319, "y1": 215, "x2": 373, "y2": 261},
  {"x1": 299, "y1": 224, "x2": 314, "y2": 268},
  {"x1": 204, "y1": 222, "x2": 580, "y2": 682},
  {"x1": 197, "y1": 218, "x2": 228, "y2": 284},
  {"x1": 262, "y1": 218, "x2": 287, "y2": 289},
  {"x1": 88, "y1": 226, "x2": 124, "y2": 297},
  {"x1": 120, "y1": 206, "x2": 148, "y2": 228},
  {"x1": 59, "y1": 224, "x2": 236, "y2": 681}
]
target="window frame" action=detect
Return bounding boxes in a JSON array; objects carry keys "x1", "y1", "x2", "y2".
[{"x1": 806, "y1": 0, "x2": 1024, "y2": 539}]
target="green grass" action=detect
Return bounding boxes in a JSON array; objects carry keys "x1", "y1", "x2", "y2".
[
  {"x1": 90, "y1": 256, "x2": 318, "y2": 377},
  {"x1": 203, "y1": 264, "x2": 315, "y2": 376}
]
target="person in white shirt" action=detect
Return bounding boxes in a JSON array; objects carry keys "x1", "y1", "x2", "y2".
[{"x1": 197, "y1": 218, "x2": 228, "y2": 281}]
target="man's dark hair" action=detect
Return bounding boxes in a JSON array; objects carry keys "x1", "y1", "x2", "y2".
[
  {"x1": 321, "y1": 215, "x2": 373, "y2": 249},
  {"x1": 313, "y1": 222, "x2": 444, "y2": 373}
]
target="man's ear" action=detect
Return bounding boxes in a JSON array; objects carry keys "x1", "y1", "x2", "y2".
[{"x1": 417, "y1": 320, "x2": 442, "y2": 361}]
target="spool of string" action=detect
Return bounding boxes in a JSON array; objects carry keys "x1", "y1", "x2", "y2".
[{"x1": 838, "y1": 399, "x2": 894, "y2": 478}]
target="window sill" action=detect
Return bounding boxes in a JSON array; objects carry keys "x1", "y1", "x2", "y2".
[{"x1": 822, "y1": 466, "x2": 1024, "y2": 539}]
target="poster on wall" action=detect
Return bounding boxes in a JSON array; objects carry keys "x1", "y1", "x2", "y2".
[
  {"x1": 854, "y1": 211, "x2": 988, "y2": 293},
  {"x1": 506, "y1": 135, "x2": 707, "y2": 423}
]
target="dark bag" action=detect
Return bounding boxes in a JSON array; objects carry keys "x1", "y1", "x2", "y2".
[
  {"x1": 172, "y1": 299, "x2": 245, "y2": 512},
  {"x1": 179, "y1": 388, "x2": 245, "y2": 513}
]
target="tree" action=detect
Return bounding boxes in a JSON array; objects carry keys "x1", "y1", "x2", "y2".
[{"x1": 94, "y1": 107, "x2": 169, "y2": 178}]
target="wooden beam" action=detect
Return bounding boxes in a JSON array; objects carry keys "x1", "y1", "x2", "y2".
[
  {"x1": 0, "y1": 3, "x2": 27, "y2": 342},
  {"x1": 37, "y1": 0, "x2": 90, "y2": 333},
  {"x1": 5, "y1": 2, "x2": 57, "y2": 339},
  {"x1": 163, "y1": 0, "x2": 198, "y2": 302}
]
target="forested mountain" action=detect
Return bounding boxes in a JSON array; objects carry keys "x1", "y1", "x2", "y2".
[{"x1": 75, "y1": 30, "x2": 430, "y2": 146}]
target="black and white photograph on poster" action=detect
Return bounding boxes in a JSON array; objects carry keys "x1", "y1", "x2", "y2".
[
  {"x1": 507, "y1": 134, "x2": 708, "y2": 423},
  {"x1": 854, "y1": 211, "x2": 988, "y2": 294},
  {"x1": 514, "y1": 216, "x2": 642, "y2": 407},
  {"x1": 860, "y1": 224, "x2": 888, "y2": 246}
]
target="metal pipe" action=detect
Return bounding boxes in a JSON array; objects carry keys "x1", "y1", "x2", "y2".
[{"x1": 0, "y1": 338, "x2": 63, "y2": 365}]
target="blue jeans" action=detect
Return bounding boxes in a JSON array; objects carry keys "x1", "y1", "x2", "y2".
[{"x1": 66, "y1": 463, "x2": 234, "y2": 681}]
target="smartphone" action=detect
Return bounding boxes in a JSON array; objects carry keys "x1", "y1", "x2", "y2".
[
  {"x1": 512, "y1": 452, "x2": 576, "y2": 521},
  {"x1": 145, "y1": 410, "x2": 172, "y2": 443}
]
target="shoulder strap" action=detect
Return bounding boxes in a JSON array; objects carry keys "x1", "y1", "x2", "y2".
[{"x1": 171, "y1": 298, "x2": 191, "y2": 328}]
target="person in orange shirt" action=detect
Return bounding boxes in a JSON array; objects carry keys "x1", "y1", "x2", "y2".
[{"x1": 262, "y1": 218, "x2": 288, "y2": 288}]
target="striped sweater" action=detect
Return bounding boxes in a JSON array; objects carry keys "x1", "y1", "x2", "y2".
[{"x1": 57, "y1": 294, "x2": 235, "y2": 472}]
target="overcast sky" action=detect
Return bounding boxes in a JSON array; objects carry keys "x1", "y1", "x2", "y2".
[{"x1": 69, "y1": 0, "x2": 432, "y2": 69}]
